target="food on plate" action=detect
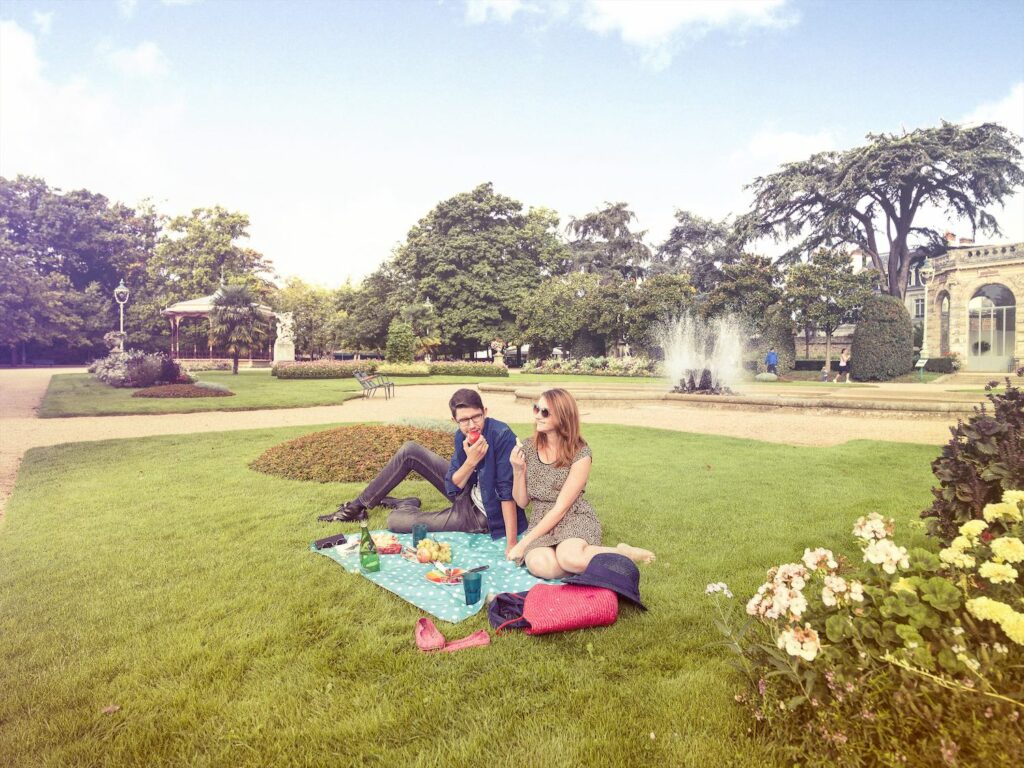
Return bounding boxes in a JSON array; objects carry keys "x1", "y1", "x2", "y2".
[
  {"x1": 371, "y1": 533, "x2": 402, "y2": 554},
  {"x1": 426, "y1": 568, "x2": 465, "y2": 584},
  {"x1": 416, "y1": 538, "x2": 452, "y2": 563}
]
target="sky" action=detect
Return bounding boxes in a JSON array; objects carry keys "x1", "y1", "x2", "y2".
[{"x1": 1, "y1": 0, "x2": 1023, "y2": 288}]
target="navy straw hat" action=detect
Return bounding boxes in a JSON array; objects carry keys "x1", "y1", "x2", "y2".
[{"x1": 563, "y1": 553, "x2": 647, "y2": 610}]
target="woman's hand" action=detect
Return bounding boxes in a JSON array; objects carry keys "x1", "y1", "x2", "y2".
[
  {"x1": 507, "y1": 541, "x2": 527, "y2": 561},
  {"x1": 510, "y1": 441, "x2": 526, "y2": 473}
]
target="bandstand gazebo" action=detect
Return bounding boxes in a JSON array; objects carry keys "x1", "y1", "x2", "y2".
[{"x1": 162, "y1": 292, "x2": 279, "y2": 366}]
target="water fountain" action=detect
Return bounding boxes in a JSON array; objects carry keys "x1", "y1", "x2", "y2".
[{"x1": 661, "y1": 314, "x2": 744, "y2": 395}]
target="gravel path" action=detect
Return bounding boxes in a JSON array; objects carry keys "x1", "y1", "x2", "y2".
[{"x1": 0, "y1": 369, "x2": 960, "y2": 522}]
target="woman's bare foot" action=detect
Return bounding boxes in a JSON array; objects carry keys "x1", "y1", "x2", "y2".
[{"x1": 616, "y1": 542, "x2": 656, "y2": 564}]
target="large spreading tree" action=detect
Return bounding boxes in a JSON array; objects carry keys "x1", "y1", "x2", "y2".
[
  {"x1": 742, "y1": 122, "x2": 1024, "y2": 298},
  {"x1": 391, "y1": 183, "x2": 568, "y2": 355},
  {"x1": 652, "y1": 209, "x2": 742, "y2": 294}
]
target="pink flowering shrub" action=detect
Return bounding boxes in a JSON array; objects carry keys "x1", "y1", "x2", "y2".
[{"x1": 710, "y1": 503, "x2": 1024, "y2": 766}]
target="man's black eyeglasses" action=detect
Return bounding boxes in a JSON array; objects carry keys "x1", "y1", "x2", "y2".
[
  {"x1": 455, "y1": 413, "x2": 485, "y2": 427},
  {"x1": 532, "y1": 404, "x2": 551, "y2": 418}
]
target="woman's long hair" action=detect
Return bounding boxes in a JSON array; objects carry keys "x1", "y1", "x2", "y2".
[{"x1": 533, "y1": 388, "x2": 586, "y2": 467}]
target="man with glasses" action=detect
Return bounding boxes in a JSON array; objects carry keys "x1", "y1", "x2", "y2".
[{"x1": 321, "y1": 388, "x2": 527, "y2": 551}]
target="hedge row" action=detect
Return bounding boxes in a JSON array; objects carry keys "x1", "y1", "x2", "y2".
[{"x1": 272, "y1": 359, "x2": 508, "y2": 379}]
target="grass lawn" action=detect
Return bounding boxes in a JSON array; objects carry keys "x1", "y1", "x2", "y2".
[
  {"x1": 38, "y1": 371, "x2": 668, "y2": 418},
  {"x1": 0, "y1": 423, "x2": 940, "y2": 767}
]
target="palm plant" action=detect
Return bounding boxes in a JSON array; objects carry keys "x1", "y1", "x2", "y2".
[{"x1": 208, "y1": 284, "x2": 268, "y2": 374}]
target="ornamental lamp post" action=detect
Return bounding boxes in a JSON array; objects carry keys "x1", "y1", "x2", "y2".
[
  {"x1": 919, "y1": 263, "x2": 935, "y2": 359},
  {"x1": 113, "y1": 279, "x2": 130, "y2": 351}
]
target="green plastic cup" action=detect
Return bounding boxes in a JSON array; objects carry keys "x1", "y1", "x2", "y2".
[
  {"x1": 463, "y1": 572, "x2": 482, "y2": 605},
  {"x1": 412, "y1": 524, "x2": 428, "y2": 547}
]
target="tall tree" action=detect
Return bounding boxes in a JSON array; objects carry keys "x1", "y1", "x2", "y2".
[
  {"x1": 653, "y1": 210, "x2": 741, "y2": 293},
  {"x1": 742, "y1": 122, "x2": 1024, "y2": 298},
  {"x1": 208, "y1": 284, "x2": 269, "y2": 374},
  {"x1": 0, "y1": 248, "x2": 80, "y2": 364},
  {"x1": 272, "y1": 277, "x2": 342, "y2": 359},
  {"x1": 566, "y1": 202, "x2": 651, "y2": 281},
  {"x1": 703, "y1": 253, "x2": 783, "y2": 327},
  {"x1": 391, "y1": 183, "x2": 568, "y2": 355},
  {"x1": 785, "y1": 249, "x2": 875, "y2": 368}
]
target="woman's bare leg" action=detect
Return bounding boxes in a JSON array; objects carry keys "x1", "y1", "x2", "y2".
[
  {"x1": 554, "y1": 538, "x2": 656, "y2": 575},
  {"x1": 525, "y1": 547, "x2": 569, "y2": 580}
]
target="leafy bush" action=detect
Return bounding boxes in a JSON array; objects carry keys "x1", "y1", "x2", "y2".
[
  {"x1": 711, "y1": 504, "x2": 1024, "y2": 767},
  {"x1": 249, "y1": 424, "x2": 453, "y2": 483},
  {"x1": 922, "y1": 373, "x2": 1024, "y2": 542},
  {"x1": 924, "y1": 354, "x2": 962, "y2": 374},
  {"x1": 272, "y1": 360, "x2": 377, "y2": 379},
  {"x1": 89, "y1": 350, "x2": 186, "y2": 388},
  {"x1": 427, "y1": 361, "x2": 509, "y2": 377},
  {"x1": 526, "y1": 357, "x2": 663, "y2": 377},
  {"x1": 385, "y1": 320, "x2": 416, "y2": 364},
  {"x1": 132, "y1": 384, "x2": 234, "y2": 398},
  {"x1": 850, "y1": 295, "x2": 914, "y2": 380},
  {"x1": 377, "y1": 362, "x2": 431, "y2": 376}
]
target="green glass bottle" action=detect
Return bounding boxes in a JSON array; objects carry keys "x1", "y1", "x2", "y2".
[{"x1": 359, "y1": 521, "x2": 380, "y2": 573}]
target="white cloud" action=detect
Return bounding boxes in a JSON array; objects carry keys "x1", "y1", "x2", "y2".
[
  {"x1": 116, "y1": 0, "x2": 138, "y2": 18},
  {"x1": 32, "y1": 11, "x2": 54, "y2": 35},
  {"x1": 162, "y1": 0, "x2": 201, "y2": 6},
  {"x1": 101, "y1": 41, "x2": 169, "y2": 78},
  {"x1": 729, "y1": 128, "x2": 836, "y2": 177},
  {"x1": 465, "y1": 0, "x2": 796, "y2": 70}
]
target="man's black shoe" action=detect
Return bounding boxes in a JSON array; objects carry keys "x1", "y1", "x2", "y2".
[
  {"x1": 317, "y1": 502, "x2": 368, "y2": 523},
  {"x1": 379, "y1": 496, "x2": 421, "y2": 509}
]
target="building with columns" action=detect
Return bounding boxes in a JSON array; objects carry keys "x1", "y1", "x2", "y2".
[{"x1": 922, "y1": 240, "x2": 1023, "y2": 372}]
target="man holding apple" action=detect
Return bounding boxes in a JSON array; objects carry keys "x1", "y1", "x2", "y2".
[{"x1": 321, "y1": 388, "x2": 527, "y2": 553}]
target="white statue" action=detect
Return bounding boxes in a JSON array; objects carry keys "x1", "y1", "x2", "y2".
[{"x1": 273, "y1": 312, "x2": 296, "y2": 362}]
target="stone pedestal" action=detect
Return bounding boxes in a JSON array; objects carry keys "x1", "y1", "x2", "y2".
[
  {"x1": 274, "y1": 339, "x2": 295, "y2": 363},
  {"x1": 493, "y1": 352, "x2": 506, "y2": 367}
]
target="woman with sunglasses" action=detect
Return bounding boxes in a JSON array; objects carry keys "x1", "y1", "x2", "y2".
[{"x1": 507, "y1": 388, "x2": 655, "y2": 578}]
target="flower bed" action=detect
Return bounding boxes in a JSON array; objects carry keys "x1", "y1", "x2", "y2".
[
  {"x1": 710, "y1": 500, "x2": 1024, "y2": 765},
  {"x1": 248, "y1": 424, "x2": 453, "y2": 483},
  {"x1": 377, "y1": 363, "x2": 431, "y2": 376},
  {"x1": 271, "y1": 360, "x2": 378, "y2": 379},
  {"x1": 521, "y1": 356, "x2": 662, "y2": 377},
  {"x1": 427, "y1": 361, "x2": 508, "y2": 377},
  {"x1": 132, "y1": 384, "x2": 235, "y2": 399}
]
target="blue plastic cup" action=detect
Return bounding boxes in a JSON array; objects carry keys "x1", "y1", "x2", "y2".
[
  {"x1": 412, "y1": 523, "x2": 428, "y2": 547},
  {"x1": 463, "y1": 572, "x2": 482, "y2": 605}
]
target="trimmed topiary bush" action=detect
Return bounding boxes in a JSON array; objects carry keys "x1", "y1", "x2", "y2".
[
  {"x1": 754, "y1": 303, "x2": 796, "y2": 374},
  {"x1": 850, "y1": 294, "x2": 913, "y2": 380},
  {"x1": 385, "y1": 320, "x2": 416, "y2": 364},
  {"x1": 921, "y1": 372, "x2": 1024, "y2": 543},
  {"x1": 249, "y1": 425, "x2": 454, "y2": 483}
]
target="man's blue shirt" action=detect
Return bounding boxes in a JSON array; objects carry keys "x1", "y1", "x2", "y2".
[{"x1": 444, "y1": 417, "x2": 528, "y2": 540}]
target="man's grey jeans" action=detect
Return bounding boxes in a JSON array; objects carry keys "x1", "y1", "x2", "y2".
[{"x1": 356, "y1": 441, "x2": 487, "y2": 534}]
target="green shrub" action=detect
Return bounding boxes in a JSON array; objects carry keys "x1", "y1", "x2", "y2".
[
  {"x1": 179, "y1": 360, "x2": 232, "y2": 372},
  {"x1": 921, "y1": 372, "x2": 1024, "y2": 542},
  {"x1": 755, "y1": 303, "x2": 796, "y2": 374},
  {"x1": 850, "y1": 295, "x2": 913, "y2": 380},
  {"x1": 526, "y1": 357, "x2": 662, "y2": 377},
  {"x1": 385, "y1": 320, "x2": 416, "y2": 364},
  {"x1": 89, "y1": 350, "x2": 185, "y2": 388},
  {"x1": 924, "y1": 354, "x2": 961, "y2": 374},
  {"x1": 713, "y1": 505, "x2": 1024, "y2": 767},
  {"x1": 427, "y1": 361, "x2": 509, "y2": 377},
  {"x1": 377, "y1": 362, "x2": 430, "y2": 376},
  {"x1": 249, "y1": 424, "x2": 453, "y2": 483},
  {"x1": 272, "y1": 360, "x2": 377, "y2": 379}
]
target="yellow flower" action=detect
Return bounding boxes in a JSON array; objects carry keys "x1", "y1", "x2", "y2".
[
  {"x1": 979, "y1": 561, "x2": 1019, "y2": 584},
  {"x1": 1002, "y1": 489, "x2": 1024, "y2": 506},
  {"x1": 966, "y1": 597, "x2": 1012, "y2": 623},
  {"x1": 1005, "y1": 613, "x2": 1024, "y2": 645},
  {"x1": 959, "y1": 519, "x2": 987, "y2": 538},
  {"x1": 939, "y1": 548, "x2": 976, "y2": 569},
  {"x1": 891, "y1": 577, "x2": 916, "y2": 593},
  {"x1": 991, "y1": 537, "x2": 1024, "y2": 564},
  {"x1": 983, "y1": 502, "x2": 1023, "y2": 523}
]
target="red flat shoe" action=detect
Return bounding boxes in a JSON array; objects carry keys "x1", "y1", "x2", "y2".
[
  {"x1": 438, "y1": 630, "x2": 490, "y2": 653},
  {"x1": 415, "y1": 618, "x2": 446, "y2": 652}
]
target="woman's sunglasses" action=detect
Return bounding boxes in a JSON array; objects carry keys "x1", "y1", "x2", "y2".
[{"x1": 532, "y1": 404, "x2": 551, "y2": 418}]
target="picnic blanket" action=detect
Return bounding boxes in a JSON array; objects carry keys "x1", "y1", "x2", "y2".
[{"x1": 311, "y1": 530, "x2": 559, "y2": 623}]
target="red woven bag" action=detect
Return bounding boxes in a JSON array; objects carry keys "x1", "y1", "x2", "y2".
[{"x1": 522, "y1": 584, "x2": 619, "y2": 635}]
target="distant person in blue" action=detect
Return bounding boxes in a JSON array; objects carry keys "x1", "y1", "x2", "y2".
[
  {"x1": 320, "y1": 388, "x2": 527, "y2": 554},
  {"x1": 765, "y1": 347, "x2": 779, "y2": 375}
]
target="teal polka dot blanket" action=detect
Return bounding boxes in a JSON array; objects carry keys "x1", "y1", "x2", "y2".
[{"x1": 310, "y1": 531, "x2": 560, "y2": 624}]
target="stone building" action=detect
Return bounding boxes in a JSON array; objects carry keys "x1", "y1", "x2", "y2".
[{"x1": 922, "y1": 240, "x2": 1023, "y2": 372}]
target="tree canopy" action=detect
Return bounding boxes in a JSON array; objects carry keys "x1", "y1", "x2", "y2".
[{"x1": 742, "y1": 122, "x2": 1024, "y2": 298}]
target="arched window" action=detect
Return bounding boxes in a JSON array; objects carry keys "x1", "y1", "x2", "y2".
[
  {"x1": 967, "y1": 284, "x2": 1015, "y2": 370},
  {"x1": 939, "y1": 292, "x2": 950, "y2": 356}
]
